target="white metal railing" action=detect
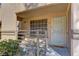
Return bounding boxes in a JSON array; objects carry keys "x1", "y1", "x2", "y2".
[
  {"x1": 18, "y1": 30, "x2": 48, "y2": 38},
  {"x1": 18, "y1": 30, "x2": 48, "y2": 56}
]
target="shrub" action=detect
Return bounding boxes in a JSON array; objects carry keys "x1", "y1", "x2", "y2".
[{"x1": 0, "y1": 39, "x2": 20, "y2": 56}]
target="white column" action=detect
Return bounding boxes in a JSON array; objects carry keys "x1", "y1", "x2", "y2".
[
  {"x1": 1, "y1": 3, "x2": 26, "y2": 40},
  {"x1": 71, "y1": 3, "x2": 79, "y2": 56},
  {"x1": 1, "y1": 4, "x2": 17, "y2": 40}
]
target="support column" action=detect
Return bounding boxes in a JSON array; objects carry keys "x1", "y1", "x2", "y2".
[
  {"x1": 71, "y1": 3, "x2": 79, "y2": 56},
  {"x1": 1, "y1": 7, "x2": 17, "y2": 40}
]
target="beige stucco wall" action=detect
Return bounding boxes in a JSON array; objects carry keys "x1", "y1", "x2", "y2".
[
  {"x1": 1, "y1": 3, "x2": 26, "y2": 40},
  {"x1": 71, "y1": 39, "x2": 79, "y2": 56},
  {"x1": 1, "y1": 9, "x2": 17, "y2": 40},
  {"x1": 1, "y1": 3, "x2": 26, "y2": 13},
  {"x1": 71, "y1": 3, "x2": 79, "y2": 56}
]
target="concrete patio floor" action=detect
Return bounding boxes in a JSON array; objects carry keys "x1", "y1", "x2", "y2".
[{"x1": 46, "y1": 47, "x2": 70, "y2": 56}]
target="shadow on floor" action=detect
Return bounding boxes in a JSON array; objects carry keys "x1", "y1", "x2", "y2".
[{"x1": 51, "y1": 47, "x2": 70, "y2": 56}]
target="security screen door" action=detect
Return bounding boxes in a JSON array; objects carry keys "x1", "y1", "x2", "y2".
[{"x1": 50, "y1": 16, "x2": 66, "y2": 47}]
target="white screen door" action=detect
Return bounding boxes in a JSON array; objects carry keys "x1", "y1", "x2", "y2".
[{"x1": 50, "y1": 16, "x2": 66, "y2": 47}]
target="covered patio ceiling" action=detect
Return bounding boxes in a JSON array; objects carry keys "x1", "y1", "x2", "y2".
[{"x1": 17, "y1": 3, "x2": 69, "y2": 18}]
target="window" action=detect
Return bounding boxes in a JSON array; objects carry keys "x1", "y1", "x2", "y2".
[{"x1": 30, "y1": 19, "x2": 47, "y2": 38}]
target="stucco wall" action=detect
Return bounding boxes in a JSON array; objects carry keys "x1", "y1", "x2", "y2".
[
  {"x1": 71, "y1": 4, "x2": 79, "y2": 56},
  {"x1": 71, "y1": 39, "x2": 79, "y2": 56},
  {"x1": 1, "y1": 9, "x2": 17, "y2": 40},
  {"x1": 1, "y1": 3, "x2": 26, "y2": 40},
  {"x1": 1, "y1": 3, "x2": 26, "y2": 13}
]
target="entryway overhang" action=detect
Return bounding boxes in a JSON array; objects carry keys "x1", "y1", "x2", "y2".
[{"x1": 16, "y1": 3, "x2": 69, "y2": 19}]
